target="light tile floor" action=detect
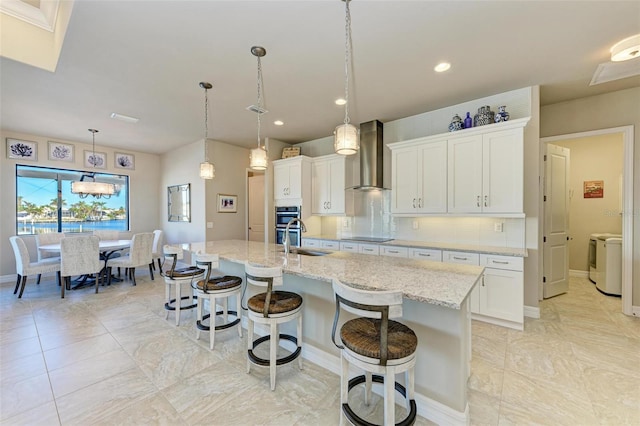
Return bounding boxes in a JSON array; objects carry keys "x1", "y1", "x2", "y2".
[{"x1": 0, "y1": 273, "x2": 638, "y2": 425}]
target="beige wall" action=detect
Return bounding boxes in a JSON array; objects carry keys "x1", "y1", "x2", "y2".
[
  {"x1": 540, "y1": 86, "x2": 639, "y2": 307},
  {"x1": 553, "y1": 134, "x2": 624, "y2": 272},
  {"x1": 0, "y1": 129, "x2": 161, "y2": 276}
]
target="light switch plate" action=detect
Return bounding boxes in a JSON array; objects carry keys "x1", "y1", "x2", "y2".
[
  {"x1": 207, "y1": 222, "x2": 213, "y2": 229},
  {"x1": 412, "y1": 220, "x2": 419, "y2": 230},
  {"x1": 494, "y1": 222, "x2": 503, "y2": 232}
]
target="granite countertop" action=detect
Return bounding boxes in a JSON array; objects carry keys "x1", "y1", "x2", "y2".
[
  {"x1": 178, "y1": 240, "x2": 484, "y2": 310},
  {"x1": 303, "y1": 235, "x2": 528, "y2": 257}
]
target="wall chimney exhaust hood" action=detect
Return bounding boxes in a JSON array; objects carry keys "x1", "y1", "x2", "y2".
[{"x1": 349, "y1": 119, "x2": 388, "y2": 191}]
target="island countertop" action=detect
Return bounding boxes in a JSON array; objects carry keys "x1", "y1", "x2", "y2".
[{"x1": 177, "y1": 240, "x2": 484, "y2": 310}]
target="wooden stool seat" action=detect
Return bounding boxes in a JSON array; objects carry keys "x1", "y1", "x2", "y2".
[
  {"x1": 248, "y1": 291, "x2": 302, "y2": 315},
  {"x1": 341, "y1": 318, "x2": 417, "y2": 360}
]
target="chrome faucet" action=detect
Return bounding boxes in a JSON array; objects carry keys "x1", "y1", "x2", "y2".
[{"x1": 283, "y1": 218, "x2": 306, "y2": 255}]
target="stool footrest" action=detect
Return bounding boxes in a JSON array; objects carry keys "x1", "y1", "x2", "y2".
[
  {"x1": 343, "y1": 374, "x2": 417, "y2": 426},
  {"x1": 164, "y1": 295, "x2": 197, "y2": 312},
  {"x1": 196, "y1": 311, "x2": 241, "y2": 331},
  {"x1": 248, "y1": 334, "x2": 302, "y2": 367}
]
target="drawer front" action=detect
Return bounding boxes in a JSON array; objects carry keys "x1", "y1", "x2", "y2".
[
  {"x1": 409, "y1": 248, "x2": 442, "y2": 261},
  {"x1": 321, "y1": 240, "x2": 340, "y2": 250},
  {"x1": 302, "y1": 239, "x2": 320, "y2": 248},
  {"x1": 442, "y1": 251, "x2": 480, "y2": 265},
  {"x1": 340, "y1": 242, "x2": 359, "y2": 253},
  {"x1": 358, "y1": 244, "x2": 380, "y2": 255},
  {"x1": 480, "y1": 254, "x2": 523, "y2": 271},
  {"x1": 380, "y1": 246, "x2": 408, "y2": 258}
]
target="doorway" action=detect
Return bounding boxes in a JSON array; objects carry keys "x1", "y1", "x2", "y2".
[
  {"x1": 247, "y1": 171, "x2": 265, "y2": 242},
  {"x1": 541, "y1": 126, "x2": 634, "y2": 315}
]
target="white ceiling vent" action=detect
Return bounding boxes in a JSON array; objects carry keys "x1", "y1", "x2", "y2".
[
  {"x1": 246, "y1": 105, "x2": 268, "y2": 114},
  {"x1": 590, "y1": 59, "x2": 640, "y2": 86}
]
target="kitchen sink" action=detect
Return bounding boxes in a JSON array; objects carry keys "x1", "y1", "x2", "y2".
[{"x1": 280, "y1": 248, "x2": 330, "y2": 256}]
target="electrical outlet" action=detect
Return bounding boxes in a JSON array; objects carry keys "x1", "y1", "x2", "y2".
[
  {"x1": 494, "y1": 222, "x2": 503, "y2": 232},
  {"x1": 343, "y1": 218, "x2": 350, "y2": 229},
  {"x1": 412, "y1": 220, "x2": 419, "y2": 230},
  {"x1": 207, "y1": 222, "x2": 213, "y2": 229}
]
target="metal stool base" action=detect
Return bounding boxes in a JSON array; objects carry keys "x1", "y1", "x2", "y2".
[
  {"x1": 248, "y1": 334, "x2": 302, "y2": 367},
  {"x1": 342, "y1": 374, "x2": 417, "y2": 426},
  {"x1": 164, "y1": 295, "x2": 197, "y2": 311},
  {"x1": 196, "y1": 310, "x2": 241, "y2": 331}
]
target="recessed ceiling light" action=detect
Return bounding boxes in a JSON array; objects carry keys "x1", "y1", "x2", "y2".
[
  {"x1": 335, "y1": 98, "x2": 347, "y2": 106},
  {"x1": 274, "y1": 120, "x2": 284, "y2": 126},
  {"x1": 110, "y1": 112, "x2": 139, "y2": 123},
  {"x1": 611, "y1": 34, "x2": 640, "y2": 62},
  {"x1": 434, "y1": 62, "x2": 451, "y2": 73}
]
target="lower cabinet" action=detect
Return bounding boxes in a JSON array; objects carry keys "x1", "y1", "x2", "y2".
[{"x1": 380, "y1": 246, "x2": 408, "y2": 258}]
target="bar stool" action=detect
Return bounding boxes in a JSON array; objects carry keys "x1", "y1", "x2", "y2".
[
  {"x1": 331, "y1": 278, "x2": 418, "y2": 426},
  {"x1": 161, "y1": 246, "x2": 204, "y2": 325},
  {"x1": 245, "y1": 262, "x2": 303, "y2": 390},
  {"x1": 192, "y1": 253, "x2": 243, "y2": 350}
]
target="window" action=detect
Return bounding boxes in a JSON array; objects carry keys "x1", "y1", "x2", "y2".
[{"x1": 16, "y1": 165, "x2": 129, "y2": 235}]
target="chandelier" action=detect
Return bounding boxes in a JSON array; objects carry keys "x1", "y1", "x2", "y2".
[
  {"x1": 249, "y1": 46, "x2": 268, "y2": 171},
  {"x1": 334, "y1": 0, "x2": 359, "y2": 155},
  {"x1": 199, "y1": 82, "x2": 216, "y2": 179},
  {"x1": 71, "y1": 129, "x2": 115, "y2": 199}
]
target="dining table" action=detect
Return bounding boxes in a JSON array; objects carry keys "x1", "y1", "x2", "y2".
[{"x1": 38, "y1": 239, "x2": 131, "y2": 289}]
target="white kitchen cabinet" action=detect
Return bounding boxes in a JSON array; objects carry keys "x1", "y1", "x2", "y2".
[
  {"x1": 358, "y1": 244, "x2": 380, "y2": 256},
  {"x1": 380, "y1": 246, "x2": 408, "y2": 258},
  {"x1": 320, "y1": 240, "x2": 340, "y2": 250},
  {"x1": 340, "y1": 242, "x2": 359, "y2": 253},
  {"x1": 391, "y1": 140, "x2": 447, "y2": 214},
  {"x1": 311, "y1": 154, "x2": 353, "y2": 215},
  {"x1": 301, "y1": 238, "x2": 320, "y2": 248},
  {"x1": 442, "y1": 251, "x2": 480, "y2": 265},
  {"x1": 478, "y1": 254, "x2": 524, "y2": 328},
  {"x1": 409, "y1": 248, "x2": 442, "y2": 261},
  {"x1": 273, "y1": 156, "x2": 312, "y2": 204},
  {"x1": 447, "y1": 127, "x2": 523, "y2": 214}
]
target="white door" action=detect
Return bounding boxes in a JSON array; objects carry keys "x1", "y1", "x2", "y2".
[
  {"x1": 311, "y1": 160, "x2": 329, "y2": 214},
  {"x1": 327, "y1": 157, "x2": 346, "y2": 214},
  {"x1": 482, "y1": 128, "x2": 524, "y2": 213},
  {"x1": 543, "y1": 144, "x2": 570, "y2": 298},
  {"x1": 448, "y1": 135, "x2": 483, "y2": 213},
  {"x1": 418, "y1": 141, "x2": 448, "y2": 213},
  {"x1": 392, "y1": 146, "x2": 420, "y2": 213},
  {"x1": 248, "y1": 174, "x2": 265, "y2": 242}
]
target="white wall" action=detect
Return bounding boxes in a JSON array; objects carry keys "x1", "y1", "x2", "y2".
[
  {"x1": 1, "y1": 129, "x2": 161, "y2": 276},
  {"x1": 540, "y1": 87, "x2": 639, "y2": 307}
]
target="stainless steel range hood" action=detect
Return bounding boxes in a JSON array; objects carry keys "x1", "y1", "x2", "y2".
[{"x1": 351, "y1": 119, "x2": 388, "y2": 191}]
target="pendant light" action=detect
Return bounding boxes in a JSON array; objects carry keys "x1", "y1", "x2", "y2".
[
  {"x1": 249, "y1": 46, "x2": 268, "y2": 171},
  {"x1": 334, "y1": 0, "x2": 359, "y2": 156},
  {"x1": 199, "y1": 81, "x2": 215, "y2": 179},
  {"x1": 71, "y1": 129, "x2": 115, "y2": 199}
]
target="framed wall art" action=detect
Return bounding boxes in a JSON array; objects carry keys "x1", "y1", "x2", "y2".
[
  {"x1": 584, "y1": 180, "x2": 604, "y2": 198},
  {"x1": 84, "y1": 150, "x2": 107, "y2": 169},
  {"x1": 6, "y1": 138, "x2": 37, "y2": 161},
  {"x1": 217, "y1": 194, "x2": 237, "y2": 213},
  {"x1": 48, "y1": 141, "x2": 74, "y2": 162},
  {"x1": 115, "y1": 152, "x2": 135, "y2": 170}
]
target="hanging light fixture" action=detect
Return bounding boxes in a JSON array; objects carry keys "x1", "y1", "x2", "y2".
[
  {"x1": 71, "y1": 129, "x2": 115, "y2": 199},
  {"x1": 249, "y1": 46, "x2": 269, "y2": 171},
  {"x1": 334, "y1": 0, "x2": 359, "y2": 156},
  {"x1": 199, "y1": 81, "x2": 215, "y2": 179}
]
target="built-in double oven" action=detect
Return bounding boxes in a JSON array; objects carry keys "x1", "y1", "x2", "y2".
[{"x1": 275, "y1": 206, "x2": 302, "y2": 247}]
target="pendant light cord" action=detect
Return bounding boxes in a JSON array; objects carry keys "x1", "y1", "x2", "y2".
[
  {"x1": 343, "y1": 0, "x2": 352, "y2": 126},
  {"x1": 256, "y1": 55, "x2": 263, "y2": 150},
  {"x1": 204, "y1": 86, "x2": 210, "y2": 162}
]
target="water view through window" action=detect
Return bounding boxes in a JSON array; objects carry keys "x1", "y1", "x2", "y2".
[{"x1": 16, "y1": 165, "x2": 129, "y2": 235}]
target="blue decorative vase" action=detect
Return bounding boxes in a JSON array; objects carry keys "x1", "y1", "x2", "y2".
[
  {"x1": 464, "y1": 112, "x2": 473, "y2": 128},
  {"x1": 448, "y1": 114, "x2": 464, "y2": 132},
  {"x1": 474, "y1": 106, "x2": 495, "y2": 127},
  {"x1": 494, "y1": 105, "x2": 510, "y2": 123}
]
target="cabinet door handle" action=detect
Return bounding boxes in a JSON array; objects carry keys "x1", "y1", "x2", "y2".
[
  {"x1": 484, "y1": 195, "x2": 488, "y2": 207},
  {"x1": 418, "y1": 198, "x2": 423, "y2": 208},
  {"x1": 491, "y1": 260, "x2": 509, "y2": 264},
  {"x1": 388, "y1": 250, "x2": 399, "y2": 254},
  {"x1": 476, "y1": 196, "x2": 480, "y2": 207},
  {"x1": 412, "y1": 198, "x2": 416, "y2": 208},
  {"x1": 418, "y1": 253, "x2": 431, "y2": 257},
  {"x1": 453, "y1": 256, "x2": 468, "y2": 261},
  {"x1": 482, "y1": 276, "x2": 485, "y2": 287},
  {"x1": 364, "y1": 248, "x2": 373, "y2": 252},
  {"x1": 327, "y1": 201, "x2": 331, "y2": 209}
]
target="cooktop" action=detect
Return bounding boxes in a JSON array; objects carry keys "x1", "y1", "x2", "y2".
[{"x1": 341, "y1": 237, "x2": 393, "y2": 243}]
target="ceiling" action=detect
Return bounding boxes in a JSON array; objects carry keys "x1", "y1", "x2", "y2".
[{"x1": 1, "y1": 1, "x2": 639, "y2": 155}]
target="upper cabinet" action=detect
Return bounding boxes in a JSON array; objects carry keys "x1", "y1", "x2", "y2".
[
  {"x1": 388, "y1": 117, "x2": 529, "y2": 217},
  {"x1": 273, "y1": 156, "x2": 312, "y2": 205},
  {"x1": 391, "y1": 140, "x2": 447, "y2": 214},
  {"x1": 448, "y1": 127, "x2": 524, "y2": 214},
  {"x1": 311, "y1": 154, "x2": 354, "y2": 215}
]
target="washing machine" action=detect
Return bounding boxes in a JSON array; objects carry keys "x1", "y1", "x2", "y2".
[
  {"x1": 596, "y1": 237, "x2": 622, "y2": 296},
  {"x1": 589, "y1": 233, "x2": 621, "y2": 284}
]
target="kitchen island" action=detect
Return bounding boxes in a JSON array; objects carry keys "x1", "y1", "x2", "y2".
[{"x1": 177, "y1": 240, "x2": 484, "y2": 425}]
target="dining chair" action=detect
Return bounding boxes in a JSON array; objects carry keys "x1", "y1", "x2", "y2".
[
  {"x1": 9, "y1": 236, "x2": 61, "y2": 298},
  {"x1": 93, "y1": 230, "x2": 120, "y2": 240},
  {"x1": 150, "y1": 229, "x2": 164, "y2": 273},
  {"x1": 106, "y1": 232, "x2": 154, "y2": 286},
  {"x1": 60, "y1": 235, "x2": 102, "y2": 298},
  {"x1": 35, "y1": 232, "x2": 64, "y2": 284}
]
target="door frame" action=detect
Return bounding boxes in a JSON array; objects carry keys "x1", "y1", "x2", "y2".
[
  {"x1": 540, "y1": 125, "x2": 634, "y2": 315},
  {"x1": 245, "y1": 168, "x2": 267, "y2": 243}
]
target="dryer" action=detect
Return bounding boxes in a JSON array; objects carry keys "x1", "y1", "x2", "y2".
[
  {"x1": 589, "y1": 233, "x2": 621, "y2": 284},
  {"x1": 596, "y1": 238, "x2": 622, "y2": 296}
]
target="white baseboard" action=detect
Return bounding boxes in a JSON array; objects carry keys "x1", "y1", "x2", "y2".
[
  {"x1": 569, "y1": 269, "x2": 589, "y2": 278},
  {"x1": 0, "y1": 274, "x2": 14, "y2": 284},
  {"x1": 524, "y1": 305, "x2": 540, "y2": 319},
  {"x1": 632, "y1": 305, "x2": 640, "y2": 317}
]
